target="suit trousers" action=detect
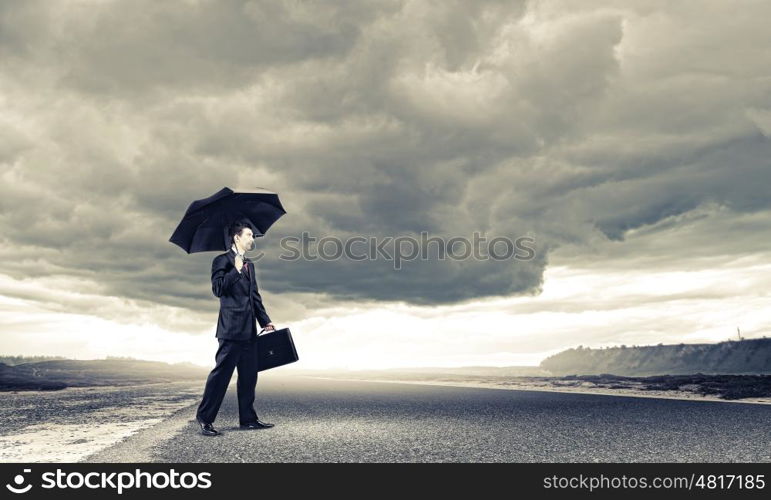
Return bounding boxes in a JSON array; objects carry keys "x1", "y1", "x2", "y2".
[{"x1": 196, "y1": 337, "x2": 259, "y2": 425}]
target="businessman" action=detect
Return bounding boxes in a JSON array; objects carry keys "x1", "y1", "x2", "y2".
[{"x1": 196, "y1": 220, "x2": 275, "y2": 436}]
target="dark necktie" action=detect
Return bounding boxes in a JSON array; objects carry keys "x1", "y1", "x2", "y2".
[{"x1": 242, "y1": 259, "x2": 249, "y2": 276}]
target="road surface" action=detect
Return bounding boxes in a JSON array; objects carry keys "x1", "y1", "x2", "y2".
[{"x1": 85, "y1": 376, "x2": 771, "y2": 462}]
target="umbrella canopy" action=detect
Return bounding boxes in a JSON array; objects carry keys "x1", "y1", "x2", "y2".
[{"x1": 169, "y1": 187, "x2": 286, "y2": 254}]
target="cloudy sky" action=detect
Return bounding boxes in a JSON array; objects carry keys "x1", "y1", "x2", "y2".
[{"x1": 1, "y1": 0, "x2": 770, "y2": 370}]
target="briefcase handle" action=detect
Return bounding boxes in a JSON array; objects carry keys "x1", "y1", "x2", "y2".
[{"x1": 258, "y1": 327, "x2": 272, "y2": 336}]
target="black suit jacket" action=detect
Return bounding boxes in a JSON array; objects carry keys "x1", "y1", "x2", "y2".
[{"x1": 211, "y1": 249, "x2": 272, "y2": 340}]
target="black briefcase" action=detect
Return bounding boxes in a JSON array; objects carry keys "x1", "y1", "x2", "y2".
[{"x1": 256, "y1": 327, "x2": 299, "y2": 372}]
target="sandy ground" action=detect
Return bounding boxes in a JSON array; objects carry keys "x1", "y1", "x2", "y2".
[
  {"x1": 0, "y1": 380, "x2": 203, "y2": 462},
  {"x1": 304, "y1": 376, "x2": 771, "y2": 405}
]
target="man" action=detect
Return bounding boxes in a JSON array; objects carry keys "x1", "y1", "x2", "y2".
[{"x1": 195, "y1": 220, "x2": 276, "y2": 436}]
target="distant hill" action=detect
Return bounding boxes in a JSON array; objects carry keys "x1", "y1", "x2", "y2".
[
  {"x1": 540, "y1": 338, "x2": 771, "y2": 376},
  {"x1": 0, "y1": 355, "x2": 68, "y2": 366},
  {"x1": 0, "y1": 358, "x2": 209, "y2": 391}
]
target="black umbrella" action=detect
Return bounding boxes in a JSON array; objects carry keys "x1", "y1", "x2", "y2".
[{"x1": 169, "y1": 187, "x2": 287, "y2": 254}]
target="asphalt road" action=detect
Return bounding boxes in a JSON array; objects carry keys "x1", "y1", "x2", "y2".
[{"x1": 87, "y1": 376, "x2": 771, "y2": 463}]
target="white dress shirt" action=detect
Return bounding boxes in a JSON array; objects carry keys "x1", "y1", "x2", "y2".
[{"x1": 231, "y1": 244, "x2": 245, "y2": 273}]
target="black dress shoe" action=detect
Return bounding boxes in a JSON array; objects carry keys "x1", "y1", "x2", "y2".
[
  {"x1": 197, "y1": 419, "x2": 220, "y2": 436},
  {"x1": 240, "y1": 419, "x2": 274, "y2": 429}
]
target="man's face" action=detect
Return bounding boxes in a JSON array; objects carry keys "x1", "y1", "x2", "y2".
[{"x1": 237, "y1": 228, "x2": 255, "y2": 251}]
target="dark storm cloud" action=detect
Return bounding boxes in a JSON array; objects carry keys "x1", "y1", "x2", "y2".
[
  {"x1": 1, "y1": 0, "x2": 771, "y2": 325},
  {"x1": 0, "y1": 0, "x2": 385, "y2": 95}
]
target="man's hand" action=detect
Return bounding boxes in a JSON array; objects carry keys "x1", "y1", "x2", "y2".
[
  {"x1": 235, "y1": 254, "x2": 244, "y2": 272},
  {"x1": 263, "y1": 323, "x2": 275, "y2": 332}
]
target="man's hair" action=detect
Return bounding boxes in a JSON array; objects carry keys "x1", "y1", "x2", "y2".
[{"x1": 227, "y1": 220, "x2": 254, "y2": 246}]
